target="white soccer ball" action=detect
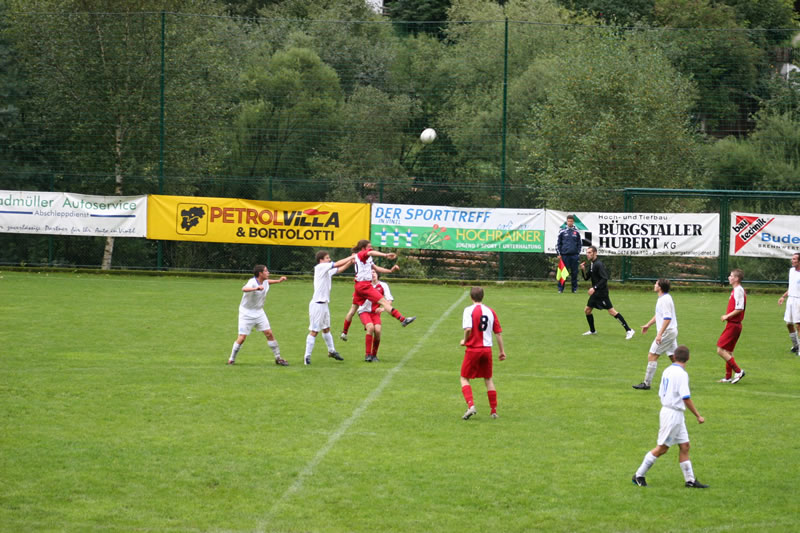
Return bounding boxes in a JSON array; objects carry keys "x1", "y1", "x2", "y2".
[{"x1": 420, "y1": 128, "x2": 437, "y2": 144}]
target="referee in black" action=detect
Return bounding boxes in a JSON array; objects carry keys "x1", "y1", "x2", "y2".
[{"x1": 579, "y1": 246, "x2": 634, "y2": 339}]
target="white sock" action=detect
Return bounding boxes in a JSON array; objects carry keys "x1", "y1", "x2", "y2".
[
  {"x1": 268, "y1": 340, "x2": 280, "y2": 359},
  {"x1": 305, "y1": 334, "x2": 315, "y2": 358},
  {"x1": 680, "y1": 460, "x2": 695, "y2": 482},
  {"x1": 229, "y1": 342, "x2": 242, "y2": 361},
  {"x1": 644, "y1": 361, "x2": 658, "y2": 386},
  {"x1": 791, "y1": 331, "x2": 798, "y2": 347},
  {"x1": 322, "y1": 332, "x2": 335, "y2": 352},
  {"x1": 636, "y1": 451, "x2": 657, "y2": 478}
]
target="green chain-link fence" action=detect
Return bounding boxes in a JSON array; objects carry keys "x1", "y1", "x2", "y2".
[{"x1": 2, "y1": 10, "x2": 798, "y2": 281}]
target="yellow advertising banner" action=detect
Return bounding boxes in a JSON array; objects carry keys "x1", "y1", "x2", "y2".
[{"x1": 147, "y1": 195, "x2": 370, "y2": 247}]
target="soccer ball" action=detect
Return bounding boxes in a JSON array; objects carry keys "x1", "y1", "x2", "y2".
[{"x1": 420, "y1": 128, "x2": 437, "y2": 144}]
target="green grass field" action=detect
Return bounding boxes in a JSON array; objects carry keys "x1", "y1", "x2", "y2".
[{"x1": 1, "y1": 270, "x2": 798, "y2": 532}]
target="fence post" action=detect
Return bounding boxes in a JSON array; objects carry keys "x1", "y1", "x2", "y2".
[
  {"x1": 157, "y1": 11, "x2": 166, "y2": 270},
  {"x1": 718, "y1": 195, "x2": 730, "y2": 283},
  {"x1": 498, "y1": 18, "x2": 509, "y2": 280}
]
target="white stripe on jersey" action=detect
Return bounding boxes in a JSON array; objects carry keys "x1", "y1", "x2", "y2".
[
  {"x1": 462, "y1": 303, "x2": 499, "y2": 348},
  {"x1": 354, "y1": 250, "x2": 374, "y2": 282}
]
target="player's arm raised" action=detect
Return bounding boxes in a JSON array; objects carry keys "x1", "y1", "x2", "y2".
[{"x1": 368, "y1": 249, "x2": 397, "y2": 261}]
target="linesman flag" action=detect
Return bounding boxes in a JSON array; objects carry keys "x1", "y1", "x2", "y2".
[{"x1": 557, "y1": 257, "x2": 569, "y2": 290}]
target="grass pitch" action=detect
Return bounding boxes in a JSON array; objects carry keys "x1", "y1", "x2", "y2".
[{"x1": 1, "y1": 270, "x2": 797, "y2": 532}]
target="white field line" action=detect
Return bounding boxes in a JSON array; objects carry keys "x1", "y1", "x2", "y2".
[{"x1": 260, "y1": 290, "x2": 469, "y2": 530}]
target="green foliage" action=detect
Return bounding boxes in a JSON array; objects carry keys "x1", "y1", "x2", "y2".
[
  {"x1": 231, "y1": 47, "x2": 343, "y2": 199},
  {"x1": 557, "y1": 0, "x2": 654, "y2": 25},
  {"x1": 387, "y1": 0, "x2": 452, "y2": 37},
  {"x1": 520, "y1": 28, "x2": 704, "y2": 209},
  {"x1": 704, "y1": 74, "x2": 800, "y2": 191},
  {"x1": 649, "y1": 0, "x2": 765, "y2": 132}
]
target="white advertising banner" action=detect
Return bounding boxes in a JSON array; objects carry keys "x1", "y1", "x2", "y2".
[
  {"x1": 546, "y1": 210, "x2": 719, "y2": 257},
  {"x1": 371, "y1": 204, "x2": 545, "y2": 252},
  {"x1": 730, "y1": 212, "x2": 800, "y2": 258},
  {"x1": 0, "y1": 190, "x2": 147, "y2": 237}
]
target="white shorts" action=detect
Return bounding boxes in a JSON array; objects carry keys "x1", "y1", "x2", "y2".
[
  {"x1": 657, "y1": 407, "x2": 689, "y2": 447},
  {"x1": 308, "y1": 301, "x2": 331, "y2": 332},
  {"x1": 238, "y1": 311, "x2": 270, "y2": 335},
  {"x1": 649, "y1": 329, "x2": 678, "y2": 356},
  {"x1": 784, "y1": 296, "x2": 800, "y2": 324}
]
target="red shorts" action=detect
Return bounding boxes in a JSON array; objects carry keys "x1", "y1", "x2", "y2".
[
  {"x1": 353, "y1": 281, "x2": 384, "y2": 307},
  {"x1": 359, "y1": 311, "x2": 382, "y2": 327},
  {"x1": 461, "y1": 348, "x2": 493, "y2": 379},
  {"x1": 717, "y1": 322, "x2": 742, "y2": 352}
]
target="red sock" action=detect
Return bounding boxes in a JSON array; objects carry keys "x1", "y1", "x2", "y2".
[
  {"x1": 728, "y1": 357, "x2": 741, "y2": 373},
  {"x1": 372, "y1": 337, "x2": 381, "y2": 357},
  {"x1": 488, "y1": 390, "x2": 497, "y2": 413},
  {"x1": 461, "y1": 385, "x2": 474, "y2": 407},
  {"x1": 725, "y1": 361, "x2": 733, "y2": 379},
  {"x1": 390, "y1": 308, "x2": 405, "y2": 321},
  {"x1": 343, "y1": 319, "x2": 351, "y2": 334},
  {"x1": 365, "y1": 334, "x2": 373, "y2": 356}
]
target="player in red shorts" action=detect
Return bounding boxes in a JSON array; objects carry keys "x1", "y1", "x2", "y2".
[
  {"x1": 460, "y1": 286, "x2": 506, "y2": 420},
  {"x1": 343, "y1": 240, "x2": 415, "y2": 337},
  {"x1": 356, "y1": 270, "x2": 394, "y2": 362},
  {"x1": 716, "y1": 269, "x2": 746, "y2": 384}
]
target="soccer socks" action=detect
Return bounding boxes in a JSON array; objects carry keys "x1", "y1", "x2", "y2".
[
  {"x1": 372, "y1": 336, "x2": 381, "y2": 357},
  {"x1": 635, "y1": 451, "x2": 658, "y2": 478},
  {"x1": 321, "y1": 331, "x2": 335, "y2": 352},
  {"x1": 343, "y1": 319, "x2": 352, "y2": 335},
  {"x1": 365, "y1": 333, "x2": 373, "y2": 356},
  {"x1": 615, "y1": 313, "x2": 631, "y2": 331},
  {"x1": 790, "y1": 331, "x2": 798, "y2": 349},
  {"x1": 390, "y1": 308, "x2": 406, "y2": 322},
  {"x1": 725, "y1": 360, "x2": 733, "y2": 379},
  {"x1": 586, "y1": 314, "x2": 596, "y2": 332},
  {"x1": 461, "y1": 385, "x2": 474, "y2": 407},
  {"x1": 229, "y1": 341, "x2": 242, "y2": 362},
  {"x1": 488, "y1": 390, "x2": 498, "y2": 414},
  {"x1": 644, "y1": 361, "x2": 658, "y2": 386},
  {"x1": 268, "y1": 340, "x2": 281, "y2": 359},
  {"x1": 680, "y1": 460, "x2": 696, "y2": 483},
  {"x1": 728, "y1": 356, "x2": 742, "y2": 373},
  {"x1": 304, "y1": 334, "x2": 315, "y2": 358}
]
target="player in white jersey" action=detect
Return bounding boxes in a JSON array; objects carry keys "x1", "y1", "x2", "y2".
[
  {"x1": 632, "y1": 345, "x2": 708, "y2": 488},
  {"x1": 227, "y1": 264, "x2": 288, "y2": 366},
  {"x1": 633, "y1": 279, "x2": 678, "y2": 390},
  {"x1": 304, "y1": 250, "x2": 355, "y2": 365},
  {"x1": 460, "y1": 286, "x2": 506, "y2": 420},
  {"x1": 778, "y1": 252, "x2": 800, "y2": 354}
]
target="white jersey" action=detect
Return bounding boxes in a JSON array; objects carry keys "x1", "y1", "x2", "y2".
[
  {"x1": 354, "y1": 250, "x2": 374, "y2": 282},
  {"x1": 357, "y1": 281, "x2": 393, "y2": 314},
  {"x1": 788, "y1": 267, "x2": 800, "y2": 299},
  {"x1": 659, "y1": 363, "x2": 691, "y2": 411},
  {"x1": 311, "y1": 262, "x2": 339, "y2": 303},
  {"x1": 239, "y1": 277, "x2": 269, "y2": 318},
  {"x1": 655, "y1": 293, "x2": 678, "y2": 333}
]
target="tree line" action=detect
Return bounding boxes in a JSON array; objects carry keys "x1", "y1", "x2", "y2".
[{"x1": 1, "y1": 0, "x2": 798, "y2": 271}]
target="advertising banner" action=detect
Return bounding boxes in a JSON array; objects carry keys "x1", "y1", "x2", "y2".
[
  {"x1": 147, "y1": 195, "x2": 369, "y2": 247},
  {"x1": 370, "y1": 204, "x2": 545, "y2": 252},
  {"x1": 0, "y1": 190, "x2": 147, "y2": 237},
  {"x1": 546, "y1": 210, "x2": 719, "y2": 257},
  {"x1": 730, "y1": 212, "x2": 800, "y2": 258}
]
